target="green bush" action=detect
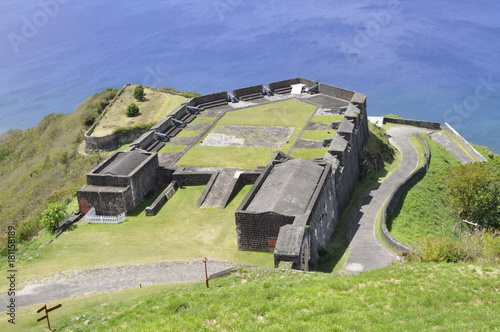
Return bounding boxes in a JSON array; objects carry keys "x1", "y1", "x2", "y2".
[
  {"x1": 408, "y1": 233, "x2": 500, "y2": 263},
  {"x1": 125, "y1": 103, "x2": 140, "y2": 117},
  {"x1": 40, "y1": 202, "x2": 67, "y2": 234},
  {"x1": 133, "y1": 85, "x2": 146, "y2": 101}
]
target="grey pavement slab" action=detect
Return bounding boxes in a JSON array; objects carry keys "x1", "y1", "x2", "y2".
[{"x1": 429, "y1": 132, "x2": 475, "y2": 164}]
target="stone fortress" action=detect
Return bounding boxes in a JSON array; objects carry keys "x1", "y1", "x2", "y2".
[{"x1": 77, "y1": 78, "x2": 369, "y2": 270}]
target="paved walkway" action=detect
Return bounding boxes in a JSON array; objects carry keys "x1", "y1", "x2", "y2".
[
  {"x1": 0, "y1": 260, "x2": 240, "y2": 310},
  {"x1": 201, "y1": 169, "x2": 242, "y2": 208},
  {"x1": 343, "y1": 126, "x2": 433, "y2": 273},
  {"x1": 429, "y1": 132, "x2": 475, "y2": 164}
]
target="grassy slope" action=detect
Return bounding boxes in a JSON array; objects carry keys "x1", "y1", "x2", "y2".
[
  {"x1": 92, "y1": 85, "x2": 186, "y2": 136},
  {"x1": 4, "y1": 185, "x2": 271, "y2": 284},
  {"x1": 178, "y1": 99, "x2": 316, "y2": 169},
  {"x1": 5, "y1": 263, "x2": 499, "y2": 331},
  {"x1": 388, "y1": 137, "x2": 461, "y2": 245},
  {"x1": 0, "y1": 90, "x2": 117, "y2": 240}
]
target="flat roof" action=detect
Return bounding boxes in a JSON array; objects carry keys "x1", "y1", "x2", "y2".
[
  {"x1": 246, "y1": 158, "x2": 324, "y2": 215},
  {"x1": 95, "y1": 151, "x2": 150, "y2": 176}
]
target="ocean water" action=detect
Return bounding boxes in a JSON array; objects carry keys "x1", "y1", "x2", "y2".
[{"x1": 0, "y1": 0, "x2": 499, "y2": 152}]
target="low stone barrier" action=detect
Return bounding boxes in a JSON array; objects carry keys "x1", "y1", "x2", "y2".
[
  {"x1": 145, "y1": 181, "x2": 179, "y2": 216},
  {"x1": 318, "y1": 83, "x2": 355, "y2": 101},
  {"x1": 383, "y1": 117, "x2": 441, "y2": 130},
  {"x1": 444, "y1": 123, "x2": 487, "y2": 162},
  {"x1": 381, "y1": 135, "x2": 430, "y2": 252}
]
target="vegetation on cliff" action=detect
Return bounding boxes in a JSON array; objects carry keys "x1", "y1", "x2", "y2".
[{"x1": 0, "y1": 89, "x2": 117, "y2": 254}]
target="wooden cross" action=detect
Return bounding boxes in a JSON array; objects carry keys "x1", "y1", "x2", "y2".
[{"x1": 36, "y1": 304, "x2": 62, "y2": 330}]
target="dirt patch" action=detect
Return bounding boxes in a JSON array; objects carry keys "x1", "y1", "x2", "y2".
[
  {"x1": 201, "y1": 126, "x2": 294, "y2": 148},
  {"x1": 305, "y1": 122, "x2": 331, "y2": 130},
  {"x1": 170, "y1": 136, "x2": 199, "y2": 146},
  {"x1": 187, "y1": 122, "x2": 214, "y2": 131},
  {"x1": 294, "y1": 139, "x2": 325, "y2": 149}
]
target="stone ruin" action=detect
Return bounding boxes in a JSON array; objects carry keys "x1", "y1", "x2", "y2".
[{"x1": 76, "y1": 77, "x2": 368, "y2": 271}]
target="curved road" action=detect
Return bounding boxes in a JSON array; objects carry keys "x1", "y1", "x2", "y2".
[{"x1": 343, "y1": 126, "x2": 433, "y2": 273}]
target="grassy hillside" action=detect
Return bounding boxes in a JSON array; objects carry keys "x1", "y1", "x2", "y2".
[
  {"x1": 91, "y1": 85, "x2": 187, "y2": 136},
  {"x1": 387, "y1": 137, "x2": 462, "y2": 245},
  {"x1": 0, "y1": 89, "x2": 118, "y2": 250},
  {"x1": 5, "y1": 263, "x2": 499, "y2": 331}
]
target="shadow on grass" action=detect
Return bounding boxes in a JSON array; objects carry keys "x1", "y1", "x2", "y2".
[{"x1": 127, "y1": 185, "x2": 167, "y2": 217}]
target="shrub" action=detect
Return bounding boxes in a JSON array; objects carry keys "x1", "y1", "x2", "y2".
[
  {"x1": 40, "y1": 202, "x2": 67, "y2": 234},
  {"x1": 126, "y1": 103, "x2": 140, "y2": 117},
  {"x1": 133, "y1": 85, "x2": 146, "y2": 101},
  {"x1": 408, "y1": 232, "x2": 500, "y2": 263}
]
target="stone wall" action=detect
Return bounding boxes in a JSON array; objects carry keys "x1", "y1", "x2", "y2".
[
  {"x1": 268, "y1": 78, "x2": 301, "y2": 92},
  {"x1": 233, "y1": 85, "x2": 264, "y2": 99},
  {"x1": 319, "y1": 83, "x2": 356, "y2": 101},
  {"x1": 381, "y1": 135, "x2": 430, "y2": 252},
  {"x1": 85, "y1": 127, "x2": 151, "y2": 152},
  {"x1": 172, "y1": 172, "x2": 214, "y2": 186},
  {"x1": 444, "y1": 123, "x2": 487, "y2": 162},
  {"x1": 128, "y1": 154, "x2": 160, "y2": 207},
  {"x1": 145, "y1": 181, "x2": 179, "y2": 216},
  {"x1": 196, "y1": 172, "x2": 219, "y2": 207},
  {"x1": 236, "y1": 211, "x2": 295, "y2": 252},
  {"x1": 188, "y1": 91, "x2": 228, "y2": 106},
  {"x1": 383, "y1": 117, "x2": 441, "y2": 130},
  {"x1": 77, "y1": 187, "x2": 132, "y2": 216}
]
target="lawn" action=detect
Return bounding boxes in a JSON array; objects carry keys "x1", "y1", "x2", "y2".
[
  {"x1": 177, "y1": 99, "x2": 317, "y2": 168},
  {"x1": 92, "y1": 85, "x2": 187, "y2": 136},
  {"x1": 289, "y1": 148, "x2": 326, "y2": 160},
  {"x1": 387, "y1": 137, "x2": 461, "y2": 245},
  {"x1": 8, "y1": 185, "x2": 272, "y2": 283},
  {"x1": 300, "y1": 129, "x2": 336, "y2": 141},
  {"x1": 7, "y1": 263, "x2": 499, "y2": 331},
  {"x1": 310, "y1": 115, "x2": 344, "y2": 124},
  {"x1": 174, "y1": 129, "x2": 202, "y2": 138}
]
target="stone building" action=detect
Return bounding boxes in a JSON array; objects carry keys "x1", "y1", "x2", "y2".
[{"x1": 77, "y1": 151, "x2": 159, "y2": 215}]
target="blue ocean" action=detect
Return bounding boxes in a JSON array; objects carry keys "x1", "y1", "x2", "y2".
[{"x1": 1, "y1": 0, "x2": 499, "y2": 152}]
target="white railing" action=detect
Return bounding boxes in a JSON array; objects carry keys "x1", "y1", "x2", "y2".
[{"x1": 85, "y1": 207, "x2": 125, "y2": 224}]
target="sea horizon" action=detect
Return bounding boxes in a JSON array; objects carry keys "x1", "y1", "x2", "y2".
[{"x1": 1, "y1": 0, "x2": 499, "y2": 152}]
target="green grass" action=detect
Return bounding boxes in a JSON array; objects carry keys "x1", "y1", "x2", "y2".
[
  {"x1": 178, "y1": 100, "x2": 316, "y2": 169},
  {"x1": 310, "y1": 115, "x2": 343, "y2": 124},
  {"x1": 300, "y1": 130, "x2": 336, "y2": 141},
  {"x1": 7, "y1": 263, "x2": 499, "y2": 331},
  {"x1": 217, "y1": 99, "x2": 316, "y2": 127},
  {"x1": 3, "y1": 185, "x2": 272, "y2": 284},
  {"x1": 174, "y1": 129, "x2": 202, "y2": 138},
  {"x1": 471, "y1": 143, "x2": 495, "y2": 160},
  {"x1": 179, "y1": 146, "x2": 273, "y2": 169},
  {"x1": 409, "y1": 137, "x2": 426, "y2": 168},
  {"x1": 388, "y1": 137, "x2": 461, "y2": 245},
  {"x1": 158, "y1": 144, "x2": 187, "y2": 154},
  {"x1": 289, "y1": 148, "x2": 326, "y2": 160}
]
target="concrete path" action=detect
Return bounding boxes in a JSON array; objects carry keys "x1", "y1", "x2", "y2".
[
  {"x1": 201, "y1": 169, "x2": 242, "y2": 208},
  {"x1": 343, "y1": 126, "x2": 433, "y2": 273},
  {"x1": 429, "y1": 132, "x2": 475, "y2": 164},
  {"x1": 0, "y1": 260, "x2": 240, "y2": 310}
]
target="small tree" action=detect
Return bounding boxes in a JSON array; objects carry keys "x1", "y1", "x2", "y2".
[
  {"x1": 126, "y1": 103, "x2": 140, "y2": 117},
  {"x1": 133, "y1": 85, "x2": 146, "y2": 101},
  {"x1": 40, "y1": 202, "x2": 67, "y2": 234}
]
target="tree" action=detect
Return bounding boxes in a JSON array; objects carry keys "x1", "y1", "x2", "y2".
[
  {"x1": 133, "y1": 85, "x2": 146, "y2": 101},
  {"x1": 40, "y1": 202, "x2": 67, "y2": 234},
  {"x1": 442, "y1": 159, "x2": 500, "y2": 228},
  {"x1": 125, "y1": 103, "x2": 140, "y2": 117}
]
